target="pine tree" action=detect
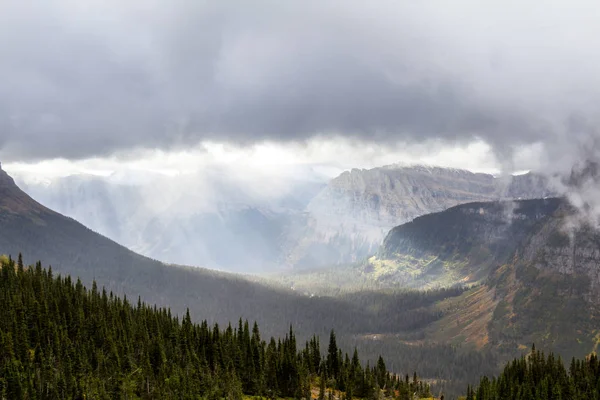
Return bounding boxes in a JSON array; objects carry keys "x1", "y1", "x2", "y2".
[
  {"x1": 327, "y1": 330, "x2": 339, "y2": 381},
  {"x1": 319, "y1": 370, "x2": 327, "y2": 400}
]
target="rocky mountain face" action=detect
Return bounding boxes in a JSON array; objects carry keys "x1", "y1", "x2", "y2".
[
  {"x1": 374, "y1": 196, "x2": 600, "y2": 301},
  {"x1": 369, "y1": 197, "x2": 600, "y2": 361},
  {"x1": 372, "y1": 198, "x2": 563, "y2": 288},
  {"x1": 287, "y1": 165, "x2": 554, "y2": 268},
  {"x1": 519, "y1": 210, "x2": 600, "y2": 303}
]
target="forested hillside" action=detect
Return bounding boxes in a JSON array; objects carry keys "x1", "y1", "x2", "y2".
[
  {"x1": 279, "y1": 197, "x2": 600, "y2": 396},
  {"x1": 0, "y1": 256, "x2": 432, "y2": 399},
  {"x1": 467, "y1": 346, "x2": 600, "y2": 399}
]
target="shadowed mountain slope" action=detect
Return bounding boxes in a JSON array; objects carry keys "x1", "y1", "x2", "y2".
[
  {"x1": 367, "y1": 197, "x2": 600, "y2": 362},
  {"x1": 0, "y1": 163, "x2": 366, "y2": 339}
]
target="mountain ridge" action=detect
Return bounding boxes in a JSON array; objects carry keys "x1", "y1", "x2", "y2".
[
  {"x1": 362, "y1": 196, "x2": 600, "y2": 363},
  {"x1": 0, "y1": 162, "x2": 51, "y2": 214},
  {"x1": 371, "y1": 197, "x2": 566, "y2": 288},
  {"x1": 287, "y1": 164, "x2": 555, "y2": 268},
  {"x1": 16, "y1": 163, "x2": 555, "y2": 272}
]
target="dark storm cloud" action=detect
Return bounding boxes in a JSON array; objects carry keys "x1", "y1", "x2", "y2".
[{"x1": 0, "y1": 0, "x2": 598, "y2": 162}]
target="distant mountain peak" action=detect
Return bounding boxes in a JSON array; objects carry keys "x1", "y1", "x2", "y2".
[{"x1": 381, "y1": 163, "x2": 475, "y2": 174}]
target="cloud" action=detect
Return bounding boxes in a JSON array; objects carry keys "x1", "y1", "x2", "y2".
[{"x1": 1, "y1": 0, "x2": 599, "y2": 168}]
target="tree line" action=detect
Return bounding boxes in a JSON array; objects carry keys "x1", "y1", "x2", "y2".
[
  {"x1": 466, "y1": 345, "x2": 600, "y2": 400},
  {"x1": 0, "y1": 254, "x2": 431, "y2": 399}
]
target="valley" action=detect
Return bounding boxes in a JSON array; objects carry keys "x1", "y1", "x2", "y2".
[{"x1": 2, "y1": 162, "x2": 599, "y2": 398}]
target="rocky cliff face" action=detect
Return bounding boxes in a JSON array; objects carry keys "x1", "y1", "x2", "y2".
[
  {"x1": 287, "y1": 165, "x2": 554, "y2": 268},
  {"x1": 373, "y1": 196, "x2": 600, "y2": 302},
  {"x1": 520, "y1": 205, "x2": 600, "y2": 302},
  {"x1": 367, "y1": 198, "x2": 562, "y2": 288}
]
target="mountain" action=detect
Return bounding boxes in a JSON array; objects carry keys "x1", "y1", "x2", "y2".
[
  {"x1": 16, "y1": 169, "x2": 325, "y2": 273},
  {"x1": 286, "y1": 165, "x2": 554, "y2": 268},
  {"x1": 16, "y1": 164, "x2": 554, "y2": 273},
  {"x1": 372, "y1": 198, "x2": 563, "y2": 288},
  {"x1": 368, "y1": 197, "x2": 600, "y2": 362},
  {"x1": 261, "y1": 195, "x2": 600, "y2": 394},
  {"x1": 0, "y1": 162, "x2": 350, "y2": 338}
]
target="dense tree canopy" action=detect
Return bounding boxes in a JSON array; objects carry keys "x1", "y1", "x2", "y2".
[
  {"x1": 0, "y1": 255, "x2": 431, "y2": 399},
  {"x1": 467, "y1": 345, "x2": 600, "y2": 400}
]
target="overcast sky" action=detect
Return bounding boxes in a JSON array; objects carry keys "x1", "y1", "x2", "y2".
[{"x1": 1, "y1": 0, "x2": 600, "y2": 177}]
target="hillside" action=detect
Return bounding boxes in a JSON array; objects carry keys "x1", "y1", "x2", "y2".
[
  {"x1": 366, "y1": 197, "x2": 600, "y2": 362},
  {"x1": 0, "y1": 163, "x2": 361, "y2": 339},
  {"x1": 0, "y1": 258, "x2": 432, "y2": 399},
  {"x1": 286, "y1": 165, "x2": 553, "y2": 268},
  {"x1": 372, "y1": 198, "x2": 563, "y2": 288}
]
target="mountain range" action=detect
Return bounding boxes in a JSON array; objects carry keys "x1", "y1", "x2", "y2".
[
  {"x1": 289, "y1": 165, "x2": 554, "y2": 268},
  {"x1": 2, "y1": 161, "x2": 599, "y2": 395},
  {"x1": 16, "y1": 164, "x2": 554, "y2": 272}
]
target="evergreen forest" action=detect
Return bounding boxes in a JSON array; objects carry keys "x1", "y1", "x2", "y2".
[
  {"x1": 0, "y1": 255, "x2": 431, "y2": 399},
  {"x1": 466, "y1": 346, "x2": 600, "y2": 400}
]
